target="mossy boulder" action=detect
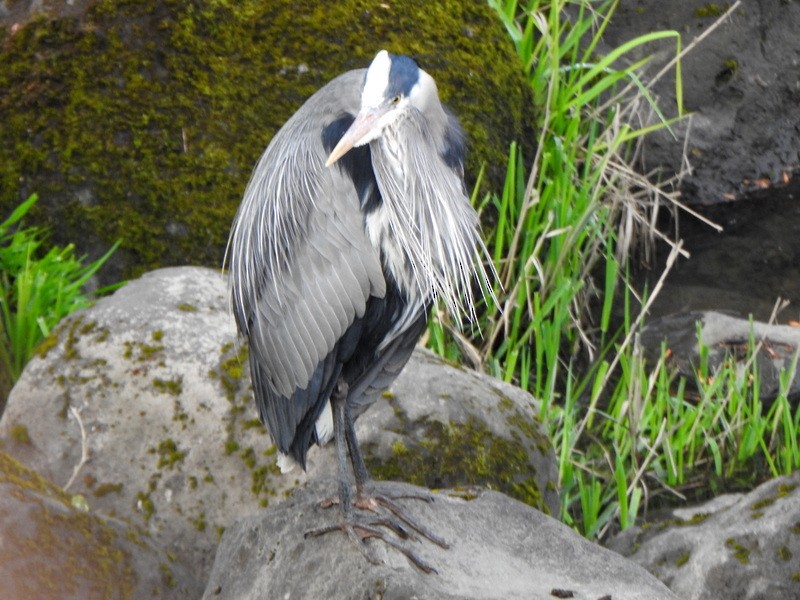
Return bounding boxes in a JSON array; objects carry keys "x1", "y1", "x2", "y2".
[
  {"x1": 606, "y1": 472, "x2": 800, "y2": 599},
  {"x1": 0, "y1": 450, "x2": 200, "y2": 599},
  {"x1": 0, "y1": 267, "x2": 298, "y2": 584},
  {"x1": 0, "y1": 0, "x2": 531, "y2": 283}
]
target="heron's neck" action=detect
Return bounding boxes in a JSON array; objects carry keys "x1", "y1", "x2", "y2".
[
  {"x1": 365, "y1": 115, "x2": 489, "y2": 323},
  {"x1": 364, "y1": 129, "x2": 422, "y2": 305}
]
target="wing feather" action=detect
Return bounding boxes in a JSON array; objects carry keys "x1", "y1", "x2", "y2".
[
  {"x1": 280, "y1": 301, "x2": 316, "y2": 385},
  {"x1": 310, "y1": 263, "x2": 350, "y2": 335},
  {"x1": 228, "y1": 69, "x2": 387, "y2": 452}
]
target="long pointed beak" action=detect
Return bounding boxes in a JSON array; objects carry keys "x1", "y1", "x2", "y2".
[{"x1": 325, "y1": 106, "x2": 386, "y2": 167}]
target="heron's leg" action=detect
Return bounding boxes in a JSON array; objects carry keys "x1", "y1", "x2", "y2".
[
  {"x1": 306, "y1": 382, "x2": 437, "y2": 571},
  {"x1": 343, "y1": 393, "x2": 435, "y2": 502},
  {"x1": 305, "y1": 379, "x2": 444, "y2": 573},
  {"x1": 341, "y1": 391, "x2": 449, "y2": 550},
  {"x1": 342, "y1": 397, "x2": 369, "y2": 491}
]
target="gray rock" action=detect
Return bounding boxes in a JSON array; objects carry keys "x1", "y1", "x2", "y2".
[
  {"x1": 607, "y1": 472, "x2": 800, "y2": 600},
  {"x1": 0, "y1": 266, "x2": 296, "y2": 583},
  {"x1": 0, "y1": 266, "x2": 559, "y2": 587},
  {"x1": 0, "y1": 450, "x2": 201, "y2": 599},
  {"x1": 202, "y1": 478, "x2": 679, "y2": 600},
  {"x1": 641, "y1": 311, "x2": 800, "y2": 401}
]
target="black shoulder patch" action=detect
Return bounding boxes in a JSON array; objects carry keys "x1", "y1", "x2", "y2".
[
  {"x1": 322, "y1": 115, "x2": 382, "y2": 213},
  {"x1": 441, "y1": 108, "x2": 467, "y2": 173}
]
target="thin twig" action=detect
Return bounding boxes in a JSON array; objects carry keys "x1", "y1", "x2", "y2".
[{"x1": 64, "y1": 406, "x2": 90, "y2": 491}]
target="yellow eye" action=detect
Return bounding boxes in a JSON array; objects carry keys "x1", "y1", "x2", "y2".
[{"x1": 391, "y1": 95, "x2": 401, "y2": 105}]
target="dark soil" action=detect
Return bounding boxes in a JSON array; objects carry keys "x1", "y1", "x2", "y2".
[
  {"x1": 638, "y1": 177, "x2": 800, "y2": 323},
  {"x1": 604, "y1": 0, "x2": 800, "y2": 204}
]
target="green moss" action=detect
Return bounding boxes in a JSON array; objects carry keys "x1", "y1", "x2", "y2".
[
  {"x1": 792, "y1": 521, "x2": 800, "y2": 535},
  {"x1": 447, "y1": 488, "x2": 479, "y2": 501},
  {"x1": 251, "y1": 464, "x2": 274, "y2": 499},
  {"x1": 390, "y1": 439, "x2": 408, "y2": 455},
  {"x1": 191, "y1": 512, "x2": 207, "y2": 532},
  {"x1": 220, "y1": 350, "x2": 245, "y2": 380},
  {"x1": 139, "y1": 344, "x2": 165, "y2": 359},
  {"x1": 151, "y1": 329, "x2": 164, "y2": 342},
  {"x1": 0, "y1": 0, "x2": 527, "y2": 282},
  {"x1": 242, "y1": 418, "x2": 265, "y2": 432},
  {"x1": 498, "y1": 397, "x2": 514, "y2": 413},
  {"x1": 79, "y1": 320, "x2": 97, "y2": 335},
  {"x1": 70, "y1": 493, "x2": 90, "y2": 512},
  {"x1": 177, "y1": 303, "x2": 197, "y2": 312},
  {"x1": 723, "y1": 58, "x2": 738, "y2": 71},
  {"x1": 65, "y1": 316, "x2": 87, "y2": 360},
  {"x1": 136, "y1": 491, "x2": 155, "y2": 521},
  {"x1": 159, "y1": 562, "x2": 176, "y2": 589},
  {"x1": 224, "y1": 440, "x2": 240, "y2": 455},
  {"x1": 240, "y1": 446, "x2": 256, "y2": 469},
  {"x1": 675, "y1": 551, "x2": 690, "y2": 567},
  {"x1": 365, "y1": 412, "x2": 549, "y2": 513},
  {"x1": 171, "y1": 399, "x2": 190, "y2": 425},
  {"x1": 685, "y1": 513, "x2": 709, "y2": 525},
  {"x1": 154, "y1": 438, "x2": 187, "y2": 469},
  {"x1": 724, "y1": 537, "x2": 750, "y2": 564},
  {"x1": 750, "y1": 483, "x2": 797, "y2": 515},
  {"x1": 792, "y1": 572, "x2": 800, "y2": 582},
  {"x1": 216, "y1": 342, "x2": 249, "y2": 402},
  {"x1": 93, "y1": 482, "x2": 124, "y2": 497},
  {"x1": 10, "y1": 422, "x2": 31, "y2": 443},
  {"x1": 35, "y1": 329, "x2": 61, "y2": 359},
  {"x1": 125, "y1": 529, "x2": 142, "y2": 546},
  {"x1": 777, "y1": 546, "x2": 792, "y2": 561},
  {"x1": 0, "y1": 452, "x2": 142, "y2": 598},
  {"x1": 124, "y1": 340, "x2": 165, "y2": 362},
  {"x1": 153, "y1": 376, "x2": 183, "y2": 396},
  {"x1": 695, "y1": 4, "x2": 728, "y2": 17},
  {"x1": 506, "y1": 409, "x2": 552, "y2": 456}
]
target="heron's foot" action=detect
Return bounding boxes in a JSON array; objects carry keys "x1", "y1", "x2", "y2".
[
  {"x1": 307, "y1": 486, "x2": 447, "y2": 573},
  {"x1": 305, "y1": 513, "x2": 439, "y2": 573},
  {"x1": 353, "y1": 485, "x2": 449, "y2": 549}
]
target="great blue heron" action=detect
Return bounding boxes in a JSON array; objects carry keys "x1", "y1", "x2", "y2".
[{"x1": 228, "y1": 50, "x2": 494, "y2": 572}]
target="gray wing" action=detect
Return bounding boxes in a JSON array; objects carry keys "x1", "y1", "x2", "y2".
[{"x1": 228, "y1": 70, "x2": 386, "y2": 447}]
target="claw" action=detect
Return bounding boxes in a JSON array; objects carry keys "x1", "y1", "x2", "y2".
[
  {"x1": 306, "y1": 518, "x2": 438, "y2": 574},
  {"x1": 355, "y1": 492, "x2": 448, "y2": 548},
  {"x1": 306, "y1": 486, "x2": 446, "y2": 573}
]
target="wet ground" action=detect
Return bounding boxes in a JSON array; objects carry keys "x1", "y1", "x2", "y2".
[{"x1": 636, "y1": 176, "x2": 800, "y2": 325}]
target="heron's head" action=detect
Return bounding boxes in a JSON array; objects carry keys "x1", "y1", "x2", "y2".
[{"x1": 325, "y1": 50, "x2": 441, "y2": 167}]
